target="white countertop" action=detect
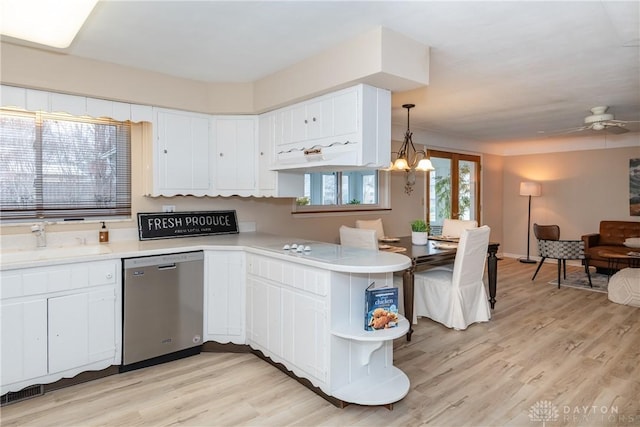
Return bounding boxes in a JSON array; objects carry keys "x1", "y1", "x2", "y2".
[{"x1": 0, "y1": 232, "x2": 411, "y2": 274}]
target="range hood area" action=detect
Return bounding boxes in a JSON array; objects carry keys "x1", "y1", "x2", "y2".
[{"x1": 268, "y1": 84, "x2": 391, "y2": 172}]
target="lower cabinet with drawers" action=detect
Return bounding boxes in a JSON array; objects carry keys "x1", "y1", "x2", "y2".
[{"x1": 1, "y1": 260, "x2": 121, "y2": 395}]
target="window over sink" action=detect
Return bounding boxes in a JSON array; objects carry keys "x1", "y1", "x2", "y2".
[{"x1": 0, "y1": 109, "x2": 131, "y2": 222}]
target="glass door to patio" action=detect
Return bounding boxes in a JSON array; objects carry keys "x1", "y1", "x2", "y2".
[{"x1": 427, "y1": 150, "x2": 481, "y2": 235}]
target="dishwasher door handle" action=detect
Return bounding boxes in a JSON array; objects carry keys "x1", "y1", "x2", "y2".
[{"x1": 157, "y1": 263, "x2": 177, "y2": 270}]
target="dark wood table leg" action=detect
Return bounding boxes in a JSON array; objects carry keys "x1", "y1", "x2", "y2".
[
  {"x1": 487, "y1": 245, "x2": 498, "y2": 309},
  {"x1": 403, "y1": 267, "x2": 415, "y2": 341}
]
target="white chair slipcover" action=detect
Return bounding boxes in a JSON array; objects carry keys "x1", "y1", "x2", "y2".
[
  {"x1": 339, "y1": 225, "x2": 378, "y2": 250},
  {"x1": 441, "y1": 219, "x2": 478, "y2": 238},
  {"x1": 355, "y1": 218, "x2": 385, "y2": 240},
  {"x1": 434, "y1": 219, "x2": 479, "y2": 270},
  {"x1": 413, "y1": 225, "x2": 491, "y2": 330}
]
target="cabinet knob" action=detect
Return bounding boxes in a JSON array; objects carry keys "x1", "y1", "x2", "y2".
[
  {"x1": 163, "y1": 149, "x2": 168, "y2": 154},
  {"x1": 304, "y1": 119, "x2": 308, "y2": 124},
  {"x1": 106, "y1": 273, "x2": 113, "y2": 279},
  {"x1": 260, "y1": 152, "x2": 264, "y2": 156},
  {"x1": 219, "y1": 153, "x2": 224, "y2": 157},
  {"x1": 312, "y1": 117, "x2": 317, "y2": 122}
]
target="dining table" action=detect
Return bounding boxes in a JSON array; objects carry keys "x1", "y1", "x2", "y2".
[{"x1": 382, "y1": 236, "x2": 500, "y2": 341}]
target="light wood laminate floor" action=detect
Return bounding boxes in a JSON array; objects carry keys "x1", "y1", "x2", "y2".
[{"x1": 2, "y1": 259, "x2": 639, "y2": 426}]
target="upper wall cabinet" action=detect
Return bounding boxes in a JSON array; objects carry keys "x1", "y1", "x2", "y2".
[
  {"x1": 213, "y1": 116, "x2": 258, "y2": 196},
  {"x1": 0, "y1": 85, "x2": 153, "y2": 122},
  {"x1": 146, "y1": 110, "x2": 303, "y2": 198},
  {"x1": 271, "y1": 84, "x2": 391, "y2": 171},
  {"x1": 257, "y1": 113, "x2": 305, "y2": 198},
  {"x1": 149, "y1": 108, "x2": 212, "y2": 197}
]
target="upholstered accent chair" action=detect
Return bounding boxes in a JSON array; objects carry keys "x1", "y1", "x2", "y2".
[
  {"x1": 531, "y1": 224, "x2": 592, "y2": 288},
  {"x1": 531, "y1": 224, "x2": 561, "y2": 280}
]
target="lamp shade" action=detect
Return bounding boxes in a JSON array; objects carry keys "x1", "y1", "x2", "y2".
[
  {"x1": 393, "y1": 158, "x2": 409, "y2": 170},
  {"x1": 519, "y1": 181, "x2": 541, "y2": 197},
  {"x1": 416, "y1": 158, "x2": 435, "y2": 171}
]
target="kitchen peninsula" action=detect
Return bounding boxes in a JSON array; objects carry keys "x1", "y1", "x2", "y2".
[{"x1": 1, "y1": 231, "x2": 411, "y2": 407}]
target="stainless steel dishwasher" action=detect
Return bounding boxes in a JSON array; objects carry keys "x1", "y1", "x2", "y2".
[{"x1": 122, "y1": 251, "x2": 204, "y2": 371}]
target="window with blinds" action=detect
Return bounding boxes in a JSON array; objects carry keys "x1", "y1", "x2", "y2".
[{"x1": 0, "y1": 109, "x2": 131, "y2": 221}]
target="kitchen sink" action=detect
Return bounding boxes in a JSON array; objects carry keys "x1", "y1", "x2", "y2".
[{"x1": 1, "y1": 245, "x2": 112, "y2": 264}]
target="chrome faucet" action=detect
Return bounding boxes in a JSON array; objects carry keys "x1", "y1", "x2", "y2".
[{"x1": 31, "y1": 223, "x2": 47, "y2": 247}]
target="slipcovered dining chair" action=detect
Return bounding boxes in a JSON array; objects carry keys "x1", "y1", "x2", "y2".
[
  {"x1": 413, "y1": 225, "x2": 491, "y2": 330},
  {"x1": 441, "y1": 219, "x2": 478, "y2": 238},
  {"x1": 531, "y1": 223, "x2": 592, "y2": 288},
  {"x1": 339, "y1": 225, "x2": 378, "y2": 250},
  {"x1": 355, "y1": 218, "x2": 385, "y2": 240},
  {"x1": 435, "y1": 219, "x2": 479, "y2": 270}
]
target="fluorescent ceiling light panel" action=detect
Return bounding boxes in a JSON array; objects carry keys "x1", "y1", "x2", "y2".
[{"x1": 0, "y1": 0, "x2": 98, "y2": 48}]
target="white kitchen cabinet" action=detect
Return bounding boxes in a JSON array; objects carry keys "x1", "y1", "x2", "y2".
[
  {"x1": 1, "y1": 85, "x2": 151, "y2": 123},
  {"x1": 213, "y1": 117, "x2": 257, "y2": 196},
  {"x1": 0, "y1": 298, "x2": 48, "y2": 387},
  {"x1": 1, "y1": 85, "x2": 28, "y2": 109},
  {"x1": 246, "y1": 254, "x2": 329, "y2": 388},
  {"x1": 246, "y1": 276, "x2": 282, "y2": 356},
  {"x1": 282, "y1": 287, "x2": 327, "y2": 384},
  {"x1": 86, "y1": 98, "x2": 138, "y2": 122},
  {"x1": 0, "y1": 260, "x2": 121, "y2": 395},
  {"x1": 257, "y1": 113, "x2": 277, "y2": 193},
  {"x1": 50, "y1": 92, "x2": 87, "y2": 116},
  {"x1": 272, "y1": 84, "x2": 391, "y2": 171},
  {"x1": 331, "y1": 88, "x2": 359, "y2": 138},
  {"x1": 204, "y1": 251, "x2": 246, "y2": 344},
  {"x1": 48, "y1": 288, "x2": 117, "y2": 373},
  {"x1": 0, "y1": 86, "x2": 50, "y2": 112},
  {"x1": 257, "y1": 113, "x2": 305, "y2": 197},
  {"x1": 284, "y1": 98, "x2": 333, "y2": 145},
  {"x1": 245, "y1": 251, "x2": 408, "y2": 406},
  {"x1": 152, "y1": 108, "x2": 211, "y2": 196}
]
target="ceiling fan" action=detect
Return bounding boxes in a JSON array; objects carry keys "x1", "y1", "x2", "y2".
[{"x1": 567, "y1": 106, "x2": 635, "y2": 134}]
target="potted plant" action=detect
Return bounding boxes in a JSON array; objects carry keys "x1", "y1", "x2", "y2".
[{"x1": 411, "y1": 219, "x2": 430, "y2": 245}]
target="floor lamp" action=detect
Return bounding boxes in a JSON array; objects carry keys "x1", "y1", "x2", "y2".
[{"x1": 519, "y1": 181, "x2": 541, "y2": 264}]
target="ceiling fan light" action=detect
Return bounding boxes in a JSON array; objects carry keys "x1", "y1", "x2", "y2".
[{"x1": 591, "y1": 122, "x2": 605, "y2": 131}]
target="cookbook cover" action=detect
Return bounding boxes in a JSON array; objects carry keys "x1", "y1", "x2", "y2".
[{"x1": 364, "y1": 284, "x2": 399, "y2": 331}]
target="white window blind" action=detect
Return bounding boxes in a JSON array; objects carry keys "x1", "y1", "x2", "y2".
[{"x1": 0, "y1": 109, "x2": 131, "y2": 221}]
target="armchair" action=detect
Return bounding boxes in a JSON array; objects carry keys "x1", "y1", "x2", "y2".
[{"x1": 533, "y1": 236, "x2": 592, "y2": 288}]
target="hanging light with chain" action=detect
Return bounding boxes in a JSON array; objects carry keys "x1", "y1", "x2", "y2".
[{"x1": 389, "y1": 103, "x2": 434, "y2": 194}]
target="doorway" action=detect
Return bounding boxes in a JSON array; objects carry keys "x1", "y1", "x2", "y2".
[{"x1": 427, "y1": 150, "x2": 481, "y2": 234}]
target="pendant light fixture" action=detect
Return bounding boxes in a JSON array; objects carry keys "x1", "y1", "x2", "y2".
[{"x1": 389, "y1": 104, "x2": 434, "y2": 194}]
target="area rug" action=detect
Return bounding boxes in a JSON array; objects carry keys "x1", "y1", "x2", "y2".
[{"x1": 548, "y1": 271, "x2": 608, "y2": 293}]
